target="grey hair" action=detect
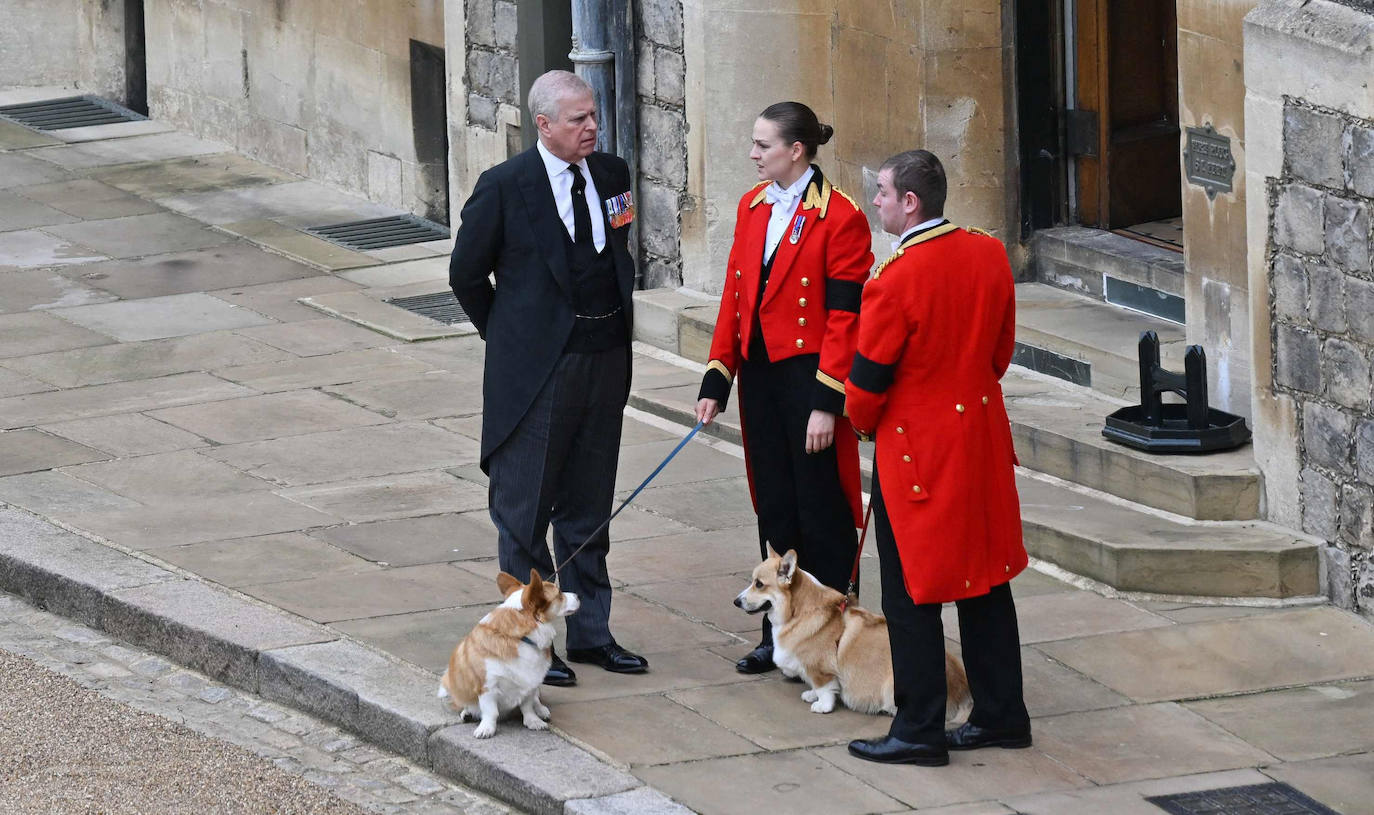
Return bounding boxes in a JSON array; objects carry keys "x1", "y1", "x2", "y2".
[{"x1": 527, "y1": 70, "x2": 593, "y2": 122}]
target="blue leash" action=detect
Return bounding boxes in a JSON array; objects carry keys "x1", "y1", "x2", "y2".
[{"x1": 554, "y1": 420, "x2": 705, "y2": 579}]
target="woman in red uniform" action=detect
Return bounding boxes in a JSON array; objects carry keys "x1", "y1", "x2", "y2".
[{"x1": 694, "y1": 101, "x2": 873, "y2": 674}]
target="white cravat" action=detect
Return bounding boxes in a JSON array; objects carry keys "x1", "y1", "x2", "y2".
[
  {"x1": 536, "y1": 140, "x2": 606, "y2": 252},
  {"x1": 892, "y1": 217, "x2": 948, "y2": 251},
  {"x1": 764, "y1": 166, "x2": 815, "y2": 262}
]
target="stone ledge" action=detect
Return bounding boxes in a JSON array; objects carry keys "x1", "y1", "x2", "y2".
[{"x1": 1033, "y1": 226, "x2": 1186, "y2": 301}]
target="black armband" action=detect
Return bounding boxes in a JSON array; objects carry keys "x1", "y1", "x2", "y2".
[
  {"x1": 825, "y1": 279, "x2": 862, "y2": 313},
  {"x1": 848, "y1": 352, "x2": 895, "y2": 393}
]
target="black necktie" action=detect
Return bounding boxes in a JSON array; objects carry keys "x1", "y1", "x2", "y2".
[{"x1": 568, "y1": 164, "x2": 593, "y2": 247}]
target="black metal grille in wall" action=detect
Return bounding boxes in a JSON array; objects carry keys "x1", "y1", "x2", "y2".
[
  {"x1": 305, "y1": 215, "x2": 450, "y2": 252},
  {"x1": 0, "y1": 96, "x2": 145, "y2": 130},
  {"x1": 387, "y1": 291, "x2": 469, "y2": 325},
  {"x1": 1147, "y1": 782, "x2": 1339, "y2": 815}
]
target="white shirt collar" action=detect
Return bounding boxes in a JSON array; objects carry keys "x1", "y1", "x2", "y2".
[
  {"x1": 895, "y1": 217, "x2": 948, "y2": 249},
  {"x1": 536, "y1": 139, "x2": 588, "y2": 182},
  {"x1": 767, "y1": 166, "x2": 815, "y2": 206}
]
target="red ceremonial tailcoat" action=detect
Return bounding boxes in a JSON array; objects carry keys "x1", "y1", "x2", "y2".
[
  {"x1": 703, "y1": 169, "x2": 873, "y2": 524},
  {"x1": 845, "y1": 224, "x2": 1027, "y2": 604}
]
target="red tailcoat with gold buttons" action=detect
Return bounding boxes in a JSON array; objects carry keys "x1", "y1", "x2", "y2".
[
  {"x1": 845, "y1": 223, "x2": 1027, "y2": 604},
  {"x1": 701, "y1": 169, "x2": 873, "y2": 524}
]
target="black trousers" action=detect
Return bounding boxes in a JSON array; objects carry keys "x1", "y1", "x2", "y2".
[
  {"x1": 739, "y1": 352, "x2": 857, "y2": 646},
  {"x1": 486, "y1": 346, "x2": 626, "y2": 650},
  {"x1": 872, "y1": 467, "x2": 1030, "y2": 744}
]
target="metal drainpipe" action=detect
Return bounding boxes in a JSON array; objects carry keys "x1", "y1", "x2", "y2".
[{"x1": 570, "y1": 0, "x2": 641, "y2": 286}]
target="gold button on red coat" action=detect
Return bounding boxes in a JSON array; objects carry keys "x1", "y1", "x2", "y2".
[
  {"x1": 896, "y1": 426, "x2": 904, "y2": 434},
  {"x1": 903, "y1": 455, "x2": 911, "y2": 462},
  {"x1": 795, "y1": 339, "x2": 804, "y2": 348},
  {"x1": 797, "y1": 317, "x2": 807, "y2": 327},
  {"x1": 800, "y1": 277, "x2": 810, "y2": 287},
  {"x1": 982, "y1": 396, "x2": 989, "y2": 404},
  {"x1": 912, "y1": 485, "x2": 921, "y2": 493},
  {"x1": 965, "y1": 579, "x2": 971, "y2": 588},
  {"x1": 734, "y1": 270, "x2": 741, "y2": 279},
  {"x1": 798, "y1": 297, "x2": 807, "y2": 307},
  {"x1": 956, "y1": 403, "x2": 965, "y2": 413}
]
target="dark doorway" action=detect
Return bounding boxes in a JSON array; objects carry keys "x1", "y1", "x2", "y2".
[
  {"x1": 1073, "y1": 0, "x2": 1181, "y2": 229},
  {"x1": 516, "y1": 0, "x2": 573, "y2": 150},
  {"x1": 1015, "y1": 0, "x2": 1068, "y2": 236},
  {"x1": 125, "y1": 0, "x2": 147, "y2": 115},
  {"x1": 409, "y1": 39, "x2": 450, "y2": 226}
]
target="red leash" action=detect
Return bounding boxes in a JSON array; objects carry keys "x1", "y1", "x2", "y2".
[{"x1": 838, "y1": 500, "x2": 874, "y2": 613}]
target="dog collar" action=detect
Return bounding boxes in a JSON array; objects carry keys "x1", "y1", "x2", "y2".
[{"x1": 520, "y1": 635, "x2": 539, "y2": 648}]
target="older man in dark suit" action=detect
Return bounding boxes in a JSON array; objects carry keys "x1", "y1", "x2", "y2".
[{"x1": 449, "y1": 70, "x2": 647, "y2": 687}]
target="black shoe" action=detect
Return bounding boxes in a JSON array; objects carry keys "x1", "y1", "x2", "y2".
[
  {"x1": 543, "y1": 652, "x2": 577, "y2": 687},
  {"x1": 735, "y1": 644, "x2": 776, "y2": 674},
  {"x1": 946, "y1": 722, "x2": 1032, "y2": 750},
  {"x1": 565, "y1": 642, "x2": 649, "y2": 673},
  {"x1": 847, "y1": 735, "x2": 949, "y2": 766}
]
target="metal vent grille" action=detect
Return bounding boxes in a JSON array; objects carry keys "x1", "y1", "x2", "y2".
[
  {"x1": 1147, "y1": 782, "x2": 1338, "y2": 815},
  {"x1": 0, "y1": 96, "x2": 145, "y2": 130},
  {"x1": 387, "y1": 290, "x2": 469, "y2": 325},
  {"x1": 306, "y1": 215, "x2": 449, "y2": 251}
]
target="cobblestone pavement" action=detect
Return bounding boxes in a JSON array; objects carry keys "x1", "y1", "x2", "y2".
[{"x1": 0, "y1": 591, "x2": 514, "y2": 815}]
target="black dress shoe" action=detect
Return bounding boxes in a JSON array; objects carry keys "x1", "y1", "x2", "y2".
[
  {"x1": 847, "y1": 735, "x2": 949, "y2": 766},
  {"x1": 565, "y1": 642, "x2": 649, "y2": 673},
  {"x1": 543, "y1": 652, "x2": 577, "y2": 687},
  {"x1": 946, "y1": 722, "x2": 1032, "y2": 750},
  {"x1": 735, "y1": 644, "x2": 776, "y2": 674}
]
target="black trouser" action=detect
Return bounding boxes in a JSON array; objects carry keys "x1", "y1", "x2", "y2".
[
  {"x1": 739, "y1": 351, "x2": 857, "y2": 646},
  {"x1": 486, "y1": 346, "x2": 626, "y2": 650},
  {"x1": 872, "y1": 467, "x2": 1030, "y2": 744}
]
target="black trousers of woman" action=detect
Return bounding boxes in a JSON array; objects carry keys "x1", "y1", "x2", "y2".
[{"x1": 738, "y1": 349, "x2": 857, "y2": 647}]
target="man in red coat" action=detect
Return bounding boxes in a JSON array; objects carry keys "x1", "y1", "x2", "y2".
[{"x1": 845, "y1": 150, "x2": 1031, "y2": 766}]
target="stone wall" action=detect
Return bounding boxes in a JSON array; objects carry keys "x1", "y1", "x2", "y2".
[
  {"x1": 0, "y1": 0, "x2": 129, "y2": 104},
  {"x1": 1245, "y1": 0, "x2": 1374, "y2": 616},
  {"x1": 142, "y1": 0, "x2": 446, "y2": 221},
  {"x1": 463, "y1": 0, "x2": 518, "y2": 131},
  {"x1": 635, "y1": 0, "x2": 688, "y2": 289}
]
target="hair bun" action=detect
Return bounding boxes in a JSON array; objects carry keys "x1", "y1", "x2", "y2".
[{"x1": 817, "y1": 123, "x2": 834, "y2": 145}]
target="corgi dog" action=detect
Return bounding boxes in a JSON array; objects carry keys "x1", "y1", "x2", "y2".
[
  {"x1": 735, "y1": 545, "x2": 970, "y2": 719},
  {"x1": 437, "y1": 569, "x2": 579, "y2": 738}
]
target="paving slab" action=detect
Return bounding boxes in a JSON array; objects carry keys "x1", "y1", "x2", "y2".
[
  {"x1": 240, "y1": 563, "x2": 496, "y2": 624},
  {"x1": 607, "y1": 528, "x2": 762, "y2": 586},
  {"x1": 0, "y1": 228, "x2": 107, "y2": 267},
  {"x1": 201, "y1": 421, "x2": 480, "y2": 487},
  {"x1": 215, "y1": 219, "x2": 376, "y2": 270},
  {"x1": 0, "y1": 428, "x2": 110, "y2": 475},
  {"x1": 1031, "y1": 702, "x2": 1275, "y2": 784},
  {"x1": 0, "y1": 267, "x2": 120, "y2": 311},
  {"x1": 308, "y1": 511, "x2": 499, "y2": 566},
  {"x1": 565, "y1": 787, "x2": 696, "y2": 815},
  {"x1": 389, "y1": 335, "x2": 489, "y2": 380},
  {"x1": 580, "y1": 591, "x2": 738, "y2": 655},
  {"x1": 614, "y1": 437, "x2": 746, "y2": 492},
  {"x1": 0, "y1": 152, "x2": 72, "y2": 188},
  {"x1": 5, "y1": 331, "x2": 290, "y2": 388},
  {"x1": 330, "y1": 605, "x2": 490, "y2": 675},
  {"x1": 153, "y1": 532, "x2": 381, "y2": 589},
  {"x1": 1036, "y1": 606, "x2": 1374, "y2": 703},
  {"x1": 205, "y1": 274, "x2": 365, "y2": 322},
  {"x1": 59, "y1": 449, "x2": 271, "y2": 501},
  {"x1": 1184, "y1": 680, "x2": 1374, "y2": 762},
  {"x1": 277, "y1": 471, "x2": 489, "y2": 523},
  {"x1": 813, "y1": 741, "x2": 1091, "y2": 810},
  {"x1": 0, "y1": 310, "x2": 114, "y2": 358},
  {"x1": 552, "y1": 694, "x2": 761, "y2": 766},
  {"x1": 1261, "y1": 753, "x2": 1374, "y2": 815},
  {"x1": 26, "y1": 133, "x2": 229, "y2": 170},
  {"x1": 626, "y1": 573, "x2": 764, "y2": 634},
  {"x1": 668, "y1": 676, "x2": 890, "y2": 751},
  {"x1": 39, "y1": 413, "x2": 208, "y2": 457},
  {"x1": 323, "y1": 373, "x2": 485, "y2": 421},
  {"x1": 0, "y1": 371, "x2": 253, "y2": 429},
  {"x1": 1002, "y1": 768, "x2": 1276, "y2": 815},
  {"x1": 0, "y1": 189, "x2": 81, "y2": 231},
  {"x1": 42, "y1": 211, "x2": 232, "y2": 258},
  {"x1": 55, "y1": 292, "x2": 277, "y2": 341},
  {"x1": 49, "y1": 118, "x2": 175, "y2": 143},
  {"x1": 236, "y1": 317, "x2": 396, "y2": 357},
  {"x1": 90, "y1": 152, "x2": 296, "y2": 198},
  {"x1": 147, "y1": 389, "x2": 388, "y2": 444},
  {"x1": 0, "y1": 366, "x2": 54, "y2": 398},
  {"x1": 0, "y1": 470, "x2": 143, "y2": 515},
  {"x1": 212, "y1": 347, "x2": 436, "y2": 392},
  {"x1": 1013, "y1": 591, "x2": 1172, "y2": 643},
  {"x1": 63, "y1": 241, "x2": 321, "y2": 299},
  {"x1": 629, "y1": 476, "x2": 758, "y2": 531},
  {"x1": 0, "y1": 120, "x2": 61, "y2": 150},
  {"x1": 301, "y1": 286, "x2": 475, "y2": 342},
  {"x1": 157, "y1": 180, "x2": 395, "y2": 226},
  {"x1": 537, "y1": 647, "x2": 760, "y2": 705},
  {"x1": 1132, "y1": 600, "x2": 1287, "y2": 624},
  {"x1": 62, "y1": 491, "x2": 339, "y2": 549},
  {"x1": 12, "y1": 178, "x2": 163, "y2": 220},
  {"x1": 635, "y1": 749, "x2": 903, "y2": 815},
  {"x1": 1020, "y1": 646, "x2": 1131, "y2": 717},
  {"x1": 338, "y1": 256, "x2": 448, "y2": 288}
]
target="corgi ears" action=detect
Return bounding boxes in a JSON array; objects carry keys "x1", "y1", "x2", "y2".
[
  {"x1": 765, "y1": 541, "x2": 780, "y2": 559},
  {"x1": 496, "y1": 571, "x2": 523, "y2": 597},
  {"x1": 523, "y1": 568, "x2": 552, "y2": 616},
  {"x1": 777, "y1": 549, "x2": 798, "y2": 585}
]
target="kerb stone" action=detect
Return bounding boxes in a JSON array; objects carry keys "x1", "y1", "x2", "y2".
[
  {"x1": 259, "y1": 639, "x2": 460, "y2": 763},
  {"x1": 429, "y1": 724, "x2": 639, "y2": 815},
  {"x1": 565, "y1": 786, "x2": 695, "y2": 815}
]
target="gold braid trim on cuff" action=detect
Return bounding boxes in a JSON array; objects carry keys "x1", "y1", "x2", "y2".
[
  {"x1": 816, "y1": 369, "x2": 845, "y2": 394},
  {"x1": 707, "y1": 360, "x2": 734, "y2": 383}
]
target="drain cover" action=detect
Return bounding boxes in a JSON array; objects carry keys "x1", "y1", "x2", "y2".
[
  {"x1": 0, "y1": 95, "x2": 145, "y2": 130},
  {"x1": 306, "y1": 215, "x2": 449, "y2": 251},
  {"x1": 1147, "y1": 782, "x2": 1338, "y2": 815},
  {"x1": 387, "y1": 290, "x2": 469, "y2": 325}
]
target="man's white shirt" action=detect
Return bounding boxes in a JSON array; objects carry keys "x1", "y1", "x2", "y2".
[{"x1": 537, "y1": 139, "x2": 606, "y2": 253}]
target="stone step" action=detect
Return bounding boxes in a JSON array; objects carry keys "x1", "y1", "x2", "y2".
[
  {"x1": 1016, "y1": 475, "x2": 1318, "y2": 599},
  {"x1": 1003, "y1": 368, "x2": 1261, "y2": 521},
  {"x1": 1014, "y1": 282, "x2": 1187, "y2": 400},
  {"x1": 1031, "y1": 225, "x2": 1186, "y2": 316}
]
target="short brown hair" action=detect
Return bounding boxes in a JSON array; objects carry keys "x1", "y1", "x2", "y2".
[{"x1": 881, "y1": 150, "x2": 946, "y2": 218}]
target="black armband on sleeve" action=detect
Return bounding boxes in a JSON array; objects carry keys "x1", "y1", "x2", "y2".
[
  {"x1": 825, "y1": 279, "x2": 862, "y2": 313},
  {"x1": 848, "y1": 351, "x2": 895, "y2": 393}
]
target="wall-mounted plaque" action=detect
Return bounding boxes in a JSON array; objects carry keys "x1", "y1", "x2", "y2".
[{"x1": 1183, "y1": 124, "x2": 1235, "y2": 199}]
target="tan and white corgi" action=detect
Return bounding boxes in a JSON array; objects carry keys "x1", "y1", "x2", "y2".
[
  {"x1": 437, "y1": 569, "x2": 579, "y2": 738},
  {"x1": 735, "y1": 545, "x2": 970, "y2": 718}
]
